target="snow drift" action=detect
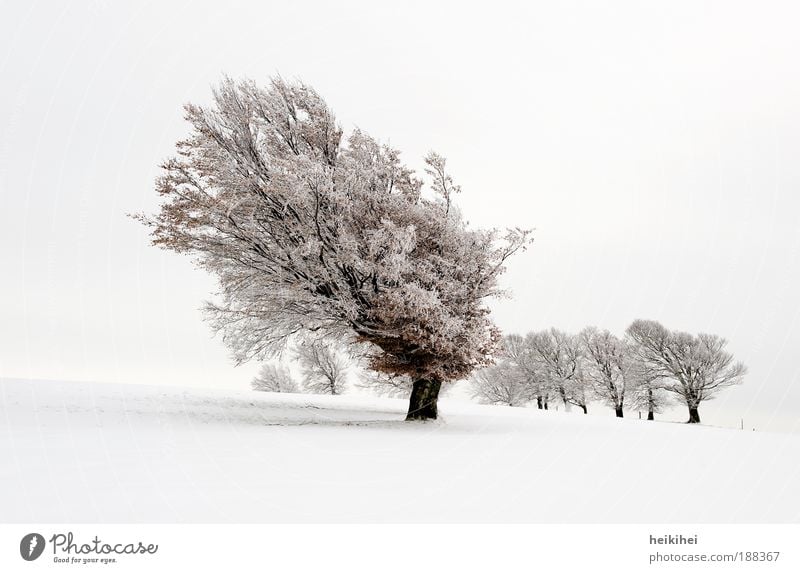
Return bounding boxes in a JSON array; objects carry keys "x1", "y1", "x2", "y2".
[{"x1": 1, "y1": 378, "x2": 797, "y2": 522}]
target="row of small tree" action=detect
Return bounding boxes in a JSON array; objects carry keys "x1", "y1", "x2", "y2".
[
  {"x1": 252, "y1": 337, "x2": 416, "y2": 397},
  {"x1": 470, "y1": 319, "x2": 747, "y2": 424},
  {"x1": 252, "y1": 340, "x2": 348, "y2": 395}
]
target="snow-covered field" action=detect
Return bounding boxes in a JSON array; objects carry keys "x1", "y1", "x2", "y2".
[{"x1": 1, "y1": 378, "x2": 798, "y2": 523}]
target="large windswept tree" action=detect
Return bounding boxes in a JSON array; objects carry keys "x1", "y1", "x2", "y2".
[{"x1": 136, "y1": 76, "x2": 529, "y2": 420}]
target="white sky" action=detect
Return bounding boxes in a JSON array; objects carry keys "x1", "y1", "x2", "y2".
[{"x1": 1, "y1": 0, "x2": 799, "y2": 432}]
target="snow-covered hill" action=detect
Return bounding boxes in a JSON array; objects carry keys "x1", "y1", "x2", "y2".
[{"x1": 1, "y1": 378, "x2": 798, "y2": 522}]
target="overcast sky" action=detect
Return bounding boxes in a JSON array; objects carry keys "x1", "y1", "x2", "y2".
[{"x1": 1, "y1": 0, "x2": 799, "y2": 433}]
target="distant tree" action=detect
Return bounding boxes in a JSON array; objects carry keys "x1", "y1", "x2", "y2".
[
  {"x1": 251, "y1": 363, "x2": 299, "y2": 393},
  {"x1": 626, "y1": 319, "x2": 746, "y2": 423},
  {"x1": 527, "y1": 328, "x2": 590, "y2": 413},
  {"x1": 580, "y1": 327, "x2": 635, "y2": 417},
  {"x1": 503, "y1": 334, "x2": 549, "y2": 409},
  {"x1": 296, "y1": 340, "x2": 348, "y2": 395},
  {"x1": 134, "y1": 75, "x2": 530, "y2": 421},
  {"x1": 564, "y1": 367, "x2": 591, "y2": 414},
  {"x1": 470, "y1": 360, "x2": 532, "y2": 407},
  {"x1": 627, "y1": 368, "x2": 671, "y2": 421}
]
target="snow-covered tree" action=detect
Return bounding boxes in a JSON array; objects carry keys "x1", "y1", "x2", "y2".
[
  {"x1": 296, "y1": 340, "x2": 348, "y2": 395},
  {"x1": 580, "y1": 327, "x2": 635, "y2": 417},
  {"x1": 251, "y1": 363, "x2": 299, "y2": 393},
  {"x1": 135, "y1": 76, "x2": 531, "y2": 420},
  {"x1": 526, "y1": 329, "x2": 590, "y2": 413},
  {"x1": 627, "y1": 365, "x2": 671, "y2": 421},
  {"x1": 626, "y1": 319, "x2": 746, "y2": 423},
  {"x1": 470, "y1": 359, "x2": 532, "y2": 407},
  {"x1": 502, "y1": 333, "x2": 549, "y2": 409},
  {"x1": 563, "y1": 368, "x2": 591, "y2": 414}
]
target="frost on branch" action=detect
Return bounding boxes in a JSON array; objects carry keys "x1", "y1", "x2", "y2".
[{"x1": 134, "y1": 76, "x2": 531, "y2": 419}]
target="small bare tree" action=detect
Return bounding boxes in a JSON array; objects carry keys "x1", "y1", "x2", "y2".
[
  {"x1": 626, "y1": 319, "x2": 746, "y2": 423},
  {"x1": 296, "y1": 340, "x2": 348, "y2": 395},
  {"x1": 251, "y1": 363, "x2": 299, "y2": 393}
]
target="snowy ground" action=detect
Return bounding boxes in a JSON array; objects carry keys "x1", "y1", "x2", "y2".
[{"x1": 1, "y1": 378, "x2": 798, "y2": 523}]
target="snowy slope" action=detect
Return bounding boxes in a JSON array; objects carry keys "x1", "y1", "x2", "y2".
[{"x1": 1, "y1": 378, "x2": 798, "y2": 523}]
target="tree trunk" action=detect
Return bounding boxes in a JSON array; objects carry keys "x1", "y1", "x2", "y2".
[
  {"x1": 687, "y1": 407, "x2": 700, "y2": 424},
  {"x1": 580, "y1": 404, "x2": 587, "y2": 414},
  {"x1": 536, "y1": 396, "x2": 543, "y2": 410},
  {"x1": 558, "y1": 387, "x2": 568, "y2": 408},
  {"x1": 406, "y1": 379, "x2": 442, "y2": 421},
  {"x1": 544, "y1": 398, "x2": 549, "y2": 410},
  {"x1": 647, "y1": 409, "x2": 654, "y2": 421},
  {"x1": 615, "y1": 407, "x2": 623, "y2": 418}
]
